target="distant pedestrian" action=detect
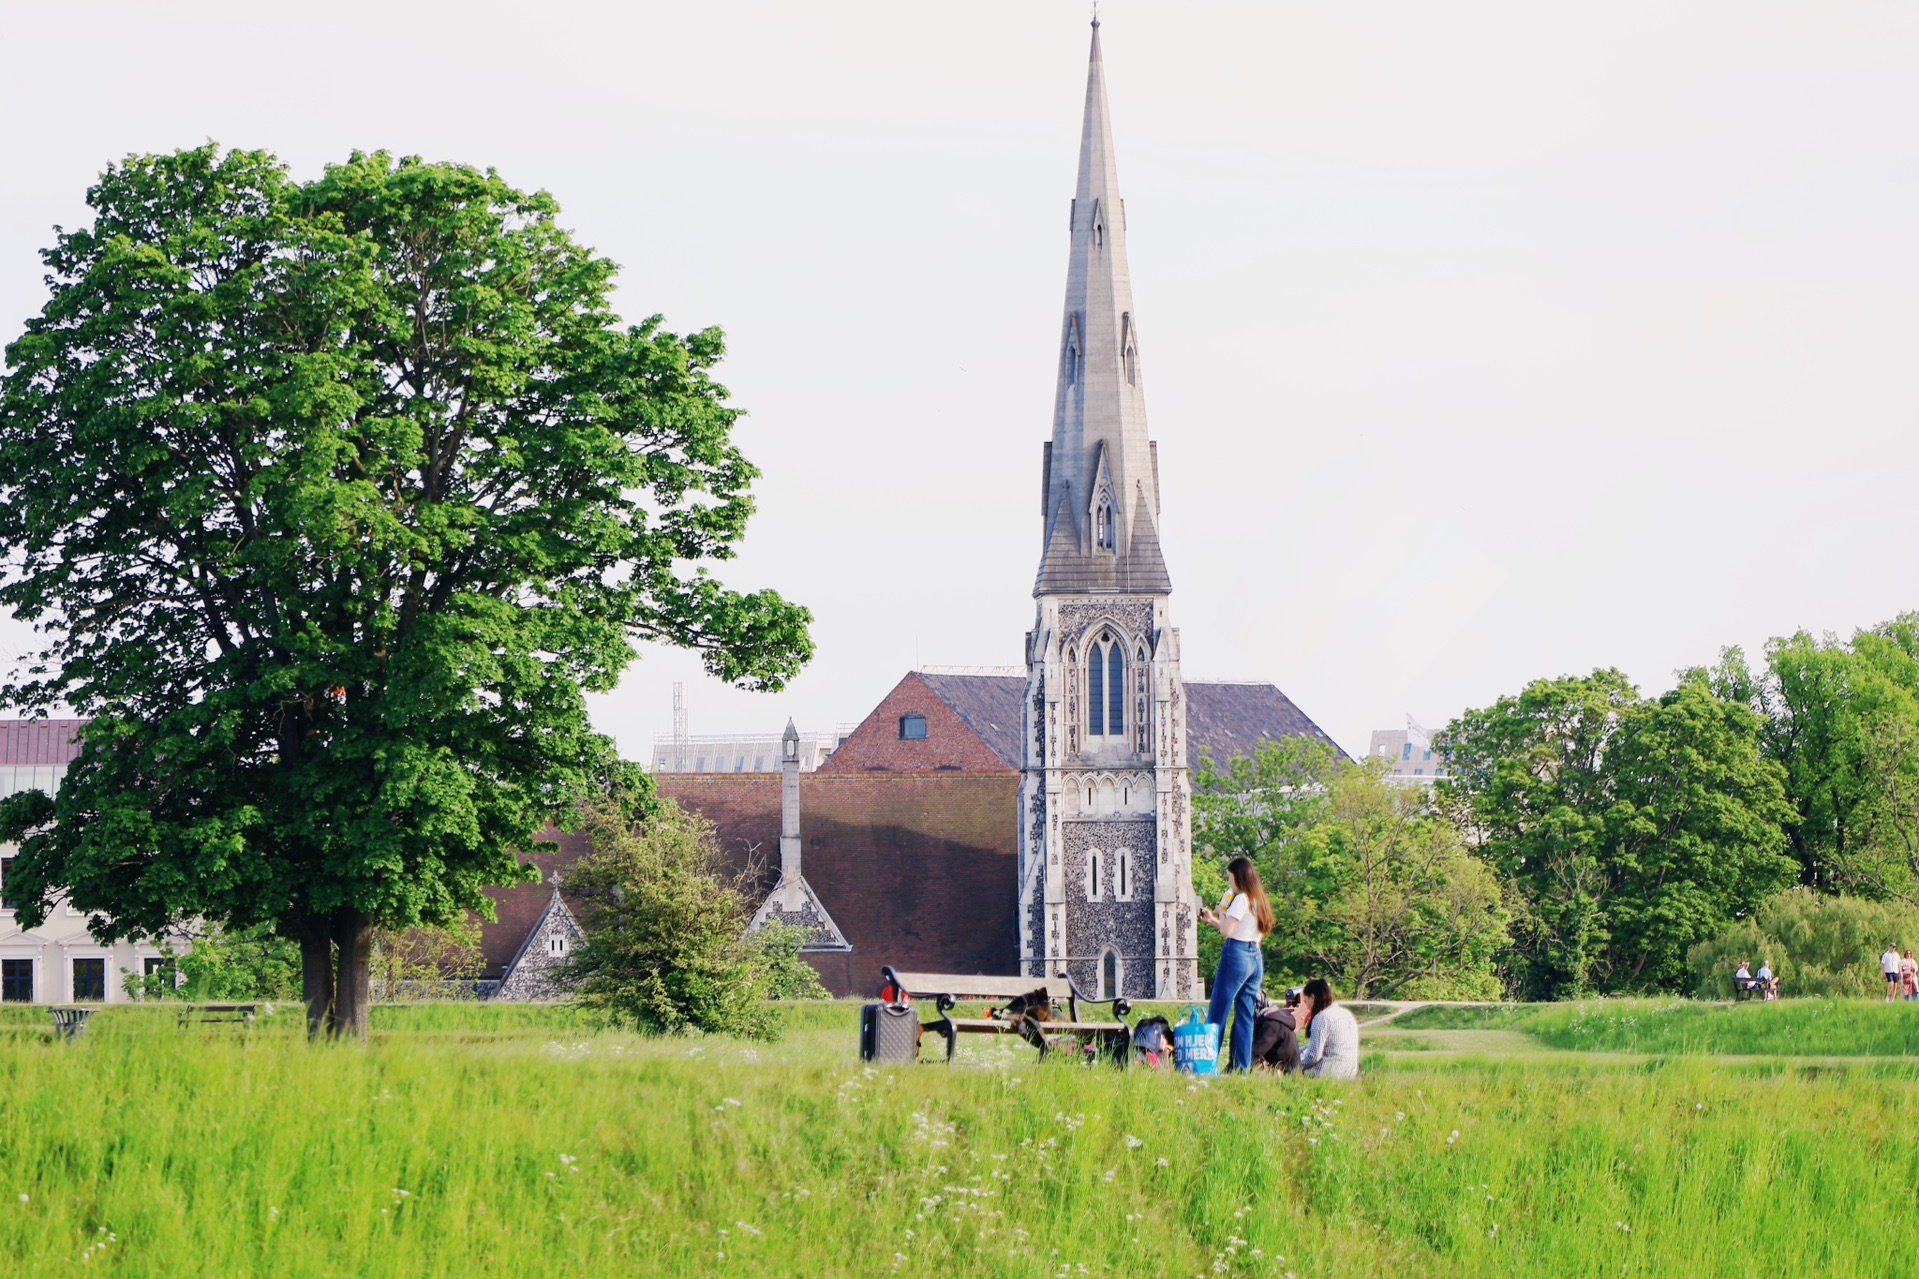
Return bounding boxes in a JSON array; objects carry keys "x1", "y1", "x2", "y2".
[
  {"x1": 1296, "y1": 977, "x2": 1360, "y2": 1080},
  {"x1": 1884, "y1": 945, "x2": 1903, "y2": 1002},
  {"x1": 1902, "y1": 951, "x2": 1917, "y2": 1002}
]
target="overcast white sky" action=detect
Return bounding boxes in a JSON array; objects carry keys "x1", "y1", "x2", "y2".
[{"x1": 2, "y1": 1, "x2": 1916, "y2": 758}]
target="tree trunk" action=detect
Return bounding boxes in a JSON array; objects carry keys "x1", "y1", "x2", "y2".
[
  {"x1": 300, "y1": 913, "x2": 336, "y2": 1041},
  {"x1": 331, "y1": 909, "x2": 375, "y2": 1043}
]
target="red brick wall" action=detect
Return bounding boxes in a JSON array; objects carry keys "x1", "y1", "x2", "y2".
[
  {"x1": 480, "y1": 770, "x2": 1023, "y2": 996},
  {"x1": 820, "y1": 673, "x2": 1011, "y2": 773}
]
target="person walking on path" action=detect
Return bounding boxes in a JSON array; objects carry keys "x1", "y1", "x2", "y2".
[
  {"x1": 1296, "y1": 977, "x2": 1361, "y2": 1080},
  {"x1": 1199, "y1": 856, "x2": 1274, "y2": 1073},
  {"x1": 1901, "y1": 951, "x2": 1917, "y2": 1002},
  {"x1": 1885, "y1": 945, "x2": 1903, "y2": 1002}
]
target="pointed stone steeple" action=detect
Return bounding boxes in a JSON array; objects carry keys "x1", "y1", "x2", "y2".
[{"x1": 1035, "y1": 20, "x2": 1172, "y2": 597}]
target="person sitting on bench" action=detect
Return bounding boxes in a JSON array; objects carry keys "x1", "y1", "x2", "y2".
[{"x1": 1756, "y1": 959, "x2": 1779, "y2": 1000}]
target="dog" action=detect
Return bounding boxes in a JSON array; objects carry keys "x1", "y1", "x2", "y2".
[{"x1": 990, "y1": 987, "x2": 1059, "y2": 1024}]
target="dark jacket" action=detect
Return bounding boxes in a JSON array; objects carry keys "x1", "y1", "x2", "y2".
[{"x1": 1252, "y1": 1005, "x2": 1299, "y2": 1073}]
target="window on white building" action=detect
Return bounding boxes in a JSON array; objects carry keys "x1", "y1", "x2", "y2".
[{"x1": 72, "y1": 957, "x2": 106, "y2": 1002}]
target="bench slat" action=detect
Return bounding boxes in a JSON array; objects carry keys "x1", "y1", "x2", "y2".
[
  {"x1": 943, "y1": 1018, "x2": 1125, "y2": 1033},
  {"x1": 889, "y1": 972, "x2": 1072, "y2": 1001}
]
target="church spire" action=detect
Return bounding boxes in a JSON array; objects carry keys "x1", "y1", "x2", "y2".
[{"x1": 1034, "y1": 20, "x2": 1171, "y2": 597}]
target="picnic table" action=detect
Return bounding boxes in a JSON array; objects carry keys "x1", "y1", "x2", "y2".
[{"x1": 878, "y1": 966, "x2": 1134, "y2": 1065}]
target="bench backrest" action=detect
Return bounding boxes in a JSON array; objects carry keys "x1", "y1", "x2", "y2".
[{"x1": 889, "y1": 971, "x2": 1073, "y2": 1003}]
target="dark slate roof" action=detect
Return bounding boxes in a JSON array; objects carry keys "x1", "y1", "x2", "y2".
[
  {"x1": 907, "y1": 674, "x2": 1340, "y2": 770},
  {"x1": 913, "y1": 673, "x2": 1027, "y2": 769},
  {"x1": 1186, "y1": 682, "x2": 1346, "y2": 766}
]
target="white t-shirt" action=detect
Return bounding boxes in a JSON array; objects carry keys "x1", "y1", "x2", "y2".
[
  {"x1": 1220, "y1": 892, "x2": 1262, "y2": 943},
  {"x1": 1885, "y1": 949, "x2": 1902, "y2": 976},
  {"x1": 1757, "y1": 965, "x2": 1772, "y2": 980},
  {"x1": 1734, "y1": 965, "x2": 1751, "y2": 979}
]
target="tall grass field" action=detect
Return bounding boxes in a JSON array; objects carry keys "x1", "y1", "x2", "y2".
[{"x1": 2, "y1": 999, "x2": 1918, "y2": 1276}]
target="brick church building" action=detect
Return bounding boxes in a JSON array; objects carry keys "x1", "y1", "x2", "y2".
[{"x1": 480, "y1": 24, "x2": 1338, "y2": 1000}]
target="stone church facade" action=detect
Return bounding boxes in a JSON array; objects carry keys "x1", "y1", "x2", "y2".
[
  {"x1": 479, "y1": 25, "x2": 1343, "y2": 1001},
  {"x1": 1019, "y1": 22, "x2": 1201, "y2": 1001}
]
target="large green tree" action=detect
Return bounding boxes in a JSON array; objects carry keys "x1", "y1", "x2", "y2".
[
  {"x1": 1714, "y1": 617, "x2": 1919, "y2": 900},
  {"x1": 1437, "y1": 668, "x2": 1796, "y2": 997},
  {"x1": 1192, "y1": 739, "x2": 1506, "y2": 998},
  {"x1": 0, "y1": 145, "x2": 811, "y2": 1038}
]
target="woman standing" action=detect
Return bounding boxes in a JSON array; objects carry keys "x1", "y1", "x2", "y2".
[{"x1": 1199, "y1": 856, "x2": 1275, "y2": 1073}]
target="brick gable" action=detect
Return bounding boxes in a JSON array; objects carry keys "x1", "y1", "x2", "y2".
[{"x1": 819, "y1": 672, "x2": 1015, "y2": 773}]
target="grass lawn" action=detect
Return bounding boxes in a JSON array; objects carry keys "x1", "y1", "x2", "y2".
[{"x1": 2, "y1": 998, "x2": 1917, "y2": 1276}]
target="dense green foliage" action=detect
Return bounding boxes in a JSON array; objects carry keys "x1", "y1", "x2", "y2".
[
  {"x1": 122, "y1": 923, "x2": 302, "y2": 1002},
  {"x1": 4, "y1": 1004, "x2": 1919, "y2": 1275},
  {"x1": 559, "y1": 803, "x2": 821, "y2": 1038},
  {"x1": 0, "y1": 144, "x2": 809, "y2": 1036},
  {"x1": 1713, "y1": 617, "x2": 1919, "y2": 900},
  {"x1": 1194, "y1": 740, "x2": 1507, "y2": 998},
  {"x1": 1685, "y1": 887, "x2": 1919, "y2": 999},
  {"x1": 1437, "y1": 669, "x2": 1797, "y2": 998}
]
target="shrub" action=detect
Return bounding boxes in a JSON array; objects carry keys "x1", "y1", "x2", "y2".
[
  {"x1": 558, "y1": 802, "x2": 803, "y2": 1039},
  {"x1": 1686, "y1": 888, "x2": 1919, "y2": 998}
]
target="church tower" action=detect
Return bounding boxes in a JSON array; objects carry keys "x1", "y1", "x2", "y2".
[{"x1": 1019, "y1": 21, "x2": 1200, "y2": 1001}]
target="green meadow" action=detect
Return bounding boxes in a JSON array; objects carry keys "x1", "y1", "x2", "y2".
[{"x1": 3, "y1": 999, "x2": 1918, "y2": 1277}]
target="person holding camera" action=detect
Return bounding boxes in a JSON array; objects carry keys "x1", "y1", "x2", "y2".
[
  {"x1": 1251, "y1": 987, "x2": 1302, "y2": 1073},
  {"x1": 1198, "y1": 856, "x2": 1275, "y2": 1073}
]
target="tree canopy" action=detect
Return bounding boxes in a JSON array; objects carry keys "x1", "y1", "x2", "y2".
[
  {"x1": 1437, "y1": 669, "x2": 1796, "y2": 998},
  {"x1": 0, "y1": 145, "x2": 811, "y2": 1036},
  {"x1": 1193, "y1": 739, "x2": 1507, "y2": 999}
]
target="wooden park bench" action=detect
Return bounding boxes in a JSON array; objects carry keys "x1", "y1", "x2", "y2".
[
  {"x1": 1734, "y1": 977, "x2": 1778, "y2": 1002},
  {"x1": 176, "y1": 1003, "x2": 263, "y2": 1029},
  {"x1": 879, "y1": 966, "x2": 1134, "y2": 1065}
]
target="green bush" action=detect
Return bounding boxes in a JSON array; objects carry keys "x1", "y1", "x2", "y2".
[
  {"x1": 1686, "y1": 888, "x2": 1919, "y2": 998},
  {"x1": 559, "y1": 802, "x2": 811, "y2": 1040}
]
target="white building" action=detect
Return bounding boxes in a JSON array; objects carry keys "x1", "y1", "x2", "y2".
[
  {"x1": 0, "y1": 720, "x2": 181, "y2": 1004},
  {"x1": 1367, "y1": 721, "x2": 1450, "y2": 783},
  {"x1": 650, "y1": 729, "x2": 849, "y2": 774}
]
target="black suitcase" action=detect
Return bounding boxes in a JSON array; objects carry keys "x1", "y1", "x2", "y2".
[{"x1": 860, "y1": 1002, "x2": 921, "y2": 1063}]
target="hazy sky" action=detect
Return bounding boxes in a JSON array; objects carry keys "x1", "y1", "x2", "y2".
[{"x1": 2, "y1": 1, "x2": 1915, "y2": 758}]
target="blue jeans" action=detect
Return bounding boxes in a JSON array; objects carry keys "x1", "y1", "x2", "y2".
[{"x1": 1207, "y1": 939, "x2": 1264, "y2": 1073}]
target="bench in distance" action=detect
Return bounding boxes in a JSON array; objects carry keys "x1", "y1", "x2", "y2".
[{"x1": 875, "y1": 966, "x2": 1134, "y2": 1065}]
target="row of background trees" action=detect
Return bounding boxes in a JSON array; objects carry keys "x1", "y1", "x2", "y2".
[{"x1": 1193, "y1": 614, "x2": 1919, "y2": 1001}]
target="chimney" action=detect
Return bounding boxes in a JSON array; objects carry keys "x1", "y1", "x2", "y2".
[{"x1": 778, "y1": 719, "x2": 803, "y2": 907}]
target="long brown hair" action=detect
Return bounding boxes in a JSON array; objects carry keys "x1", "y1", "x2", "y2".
[{"x1": 1226, "y1": 856, "x2": 1275, "y2": 936}]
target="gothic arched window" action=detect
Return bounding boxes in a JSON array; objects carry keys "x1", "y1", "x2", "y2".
[
  {"x1": 1100, "y1": 949, "x2": 1119, "y2": 1000},
  {"x1": 1088, "y1": 645, "x2": 1105, "y2": 736},
  {"x1": 1095, "y1": 496, "x2": 1115, "y2": 551},
  {"x1": 1086, "y1": 632, "x2": 1126, "y2": 737}
]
